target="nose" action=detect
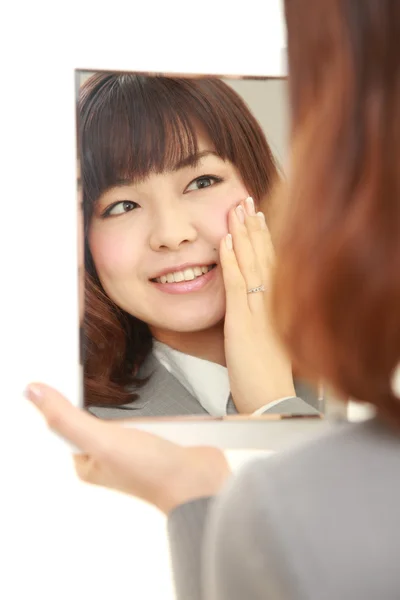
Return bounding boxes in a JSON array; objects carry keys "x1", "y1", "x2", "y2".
[{"x1": 149, "y1": 202, "x2": 197, "y2": 252}]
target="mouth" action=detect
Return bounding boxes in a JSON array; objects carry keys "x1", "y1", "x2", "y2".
[
  {"x1": 150, "y1": 264, "x2": 217, "y2": 284},
  {"x1": 149, "y1": 263, "x2": 219, "y2": 295}
]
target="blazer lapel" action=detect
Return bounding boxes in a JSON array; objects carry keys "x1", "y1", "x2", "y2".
[{"x1": 88, "y1": 352, "x2": 209, "y2": 419}]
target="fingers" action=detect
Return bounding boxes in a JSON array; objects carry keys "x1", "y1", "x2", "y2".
[
  {"x1": 219, "y1": 233, "x2": 249, "y2": 315},
  {"x1": 73, "y1": 454, "x2": 106, "y2": 487},
  {"x1": 25, "y1": 383, "x2": 108, "y2": 455},
  {"x1": 227, "y1": 197, "x2": 270, "y2": 313},
  {"x1": 228, "y1": 200, "x2": 264, "y2": 292},
  {"x1": 73, "y1": 454, "x2": 119, "y2": 491},
  {"x1": 73, "y1": 454, "x2": 97, "y2": 482},
  {"x1": 220, "y1": 196, "x2": 275, "y2": 316},
  {"x1": 242, "y1": 198, "x2": 275, "y2": 285}
]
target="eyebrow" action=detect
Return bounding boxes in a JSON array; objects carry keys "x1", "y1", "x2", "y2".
[
  {"x1": 108, "y1": 150, "x2": 221, "y2": 190},
  {"x1": 172, "y1": 150, "x2": 220, "y2": 171}
]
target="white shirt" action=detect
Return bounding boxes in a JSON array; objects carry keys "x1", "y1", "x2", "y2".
[{"x1": 152, "y1": 340, "x2": 294, "y2": 417}]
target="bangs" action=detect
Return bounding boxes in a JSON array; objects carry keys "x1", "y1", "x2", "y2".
[{"x1": 78, "y1": 74, "x2": 234, "y2": 210}]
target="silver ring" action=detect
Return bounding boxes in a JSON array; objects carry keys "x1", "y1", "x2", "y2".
[{"x1": 247, "y1": 284, "x2": 265, "y2": 294}]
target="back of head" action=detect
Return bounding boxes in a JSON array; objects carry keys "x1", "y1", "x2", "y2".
[{"x1": 273, "y1": 0, "x2": 400, "y2": 424}]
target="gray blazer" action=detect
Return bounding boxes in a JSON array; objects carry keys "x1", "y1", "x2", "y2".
[
  {"x1": 88, "y1": 352, "x2": 321, "y2": 419},
  {"x1": 168, "y1": 417, "x2": 400, "y2": 599}
]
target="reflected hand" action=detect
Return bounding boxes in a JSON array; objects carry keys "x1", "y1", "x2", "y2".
[
  {"x1": 220, "y1": 197, "x2": 296, "y2": 413},
  {"x1": 25, "y1": 384, "x2": 231, "y2": 514}
]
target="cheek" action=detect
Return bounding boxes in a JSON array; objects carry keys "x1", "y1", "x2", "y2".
[
  {"x1": 89, "y1": 229, "x2": 137, "y2": 279},
  {"x1": 200, "y1": 182, "x2": 249, "y2": 240}
]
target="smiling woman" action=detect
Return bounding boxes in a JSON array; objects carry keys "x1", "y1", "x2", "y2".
[{"x1": 79, "y1": 72, "x2": 321, "y2": 418}]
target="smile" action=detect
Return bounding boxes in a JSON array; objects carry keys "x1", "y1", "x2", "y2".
[
  {"x1": 152, "y1": 264, "x2": 216, "y2": 284},
  {"x1": 150, "y1": 264, "x2": 218, "y2": 295}
]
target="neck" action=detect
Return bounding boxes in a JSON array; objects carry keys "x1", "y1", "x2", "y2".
[{"x1": 150, "y1": 321, "x2": 226, "y2": 366}]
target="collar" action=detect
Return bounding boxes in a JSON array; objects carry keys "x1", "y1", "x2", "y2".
[{"x1": 152, "y1": 340, "x2": 231, "y2": 416}]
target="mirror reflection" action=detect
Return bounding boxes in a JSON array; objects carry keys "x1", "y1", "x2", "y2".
[{"x1": 77, "y1": 71, "x2": 324, "y2": 420}]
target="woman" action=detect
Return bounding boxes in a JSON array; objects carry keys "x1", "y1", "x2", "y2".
[
  {"x1": 26, "y1": 0, "x2": 400, "y2": 598},
  {"x1": 79, "y1": 73, "x2": 320, "y2": 418}
]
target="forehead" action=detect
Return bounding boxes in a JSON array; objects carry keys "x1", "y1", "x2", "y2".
[
  {"x1": 115, "y1": 130, "x2": 220, "y2": 184},
  {"x1": 192, "y1": 129, "x2": 213, "y2": 152},
  {"x1": 81, "y1": 104, "x2": 228, "y2": 209}
]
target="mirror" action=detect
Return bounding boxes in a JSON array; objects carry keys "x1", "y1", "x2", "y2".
[{"x1": 76, "y1": 70, "x2": 326, "y2": 422}]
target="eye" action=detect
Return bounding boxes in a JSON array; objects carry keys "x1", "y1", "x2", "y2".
[
  {"x1": 102, "y1": 200, "x2": 138, "y2": 217},
  {"x1": 185, "y1": 175, "x2": 222, "y2": 192}
]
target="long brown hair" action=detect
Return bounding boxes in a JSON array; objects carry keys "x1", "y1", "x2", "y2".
[
  {"x1": 78, "y1": 73, "x2": 280, "y2": 407},
  {"x1": 273, "y1": 0, "x2": 400, "y2": 424}
]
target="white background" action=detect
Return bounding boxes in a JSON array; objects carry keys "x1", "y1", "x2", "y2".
[{"x1": 2, "y1": 2, "x2": 290, "y2": 599}]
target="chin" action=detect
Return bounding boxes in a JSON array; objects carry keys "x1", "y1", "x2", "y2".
[{"x1": 154, "y1": 305, "x2": 226, "y2": 334}]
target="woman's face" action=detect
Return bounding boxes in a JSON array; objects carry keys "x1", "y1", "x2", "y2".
[{"x1": 89, "y1": 133, "x2": 249, "y2": 335}]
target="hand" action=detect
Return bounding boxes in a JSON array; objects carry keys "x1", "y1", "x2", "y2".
[
  {"x1": 220, "y1": 196, "x2": 296, "y2": 413},
  {"x1": 25, "y1": 384, "x2": 231, "y2": 514}
]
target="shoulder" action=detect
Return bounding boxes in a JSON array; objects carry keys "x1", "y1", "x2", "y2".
[
  {"x1": 168, "y1": 419, "x2": 400, "y2": 599},
  {"x1": 228, "y1": 418, "x2": 400, "y2": 516},
  {"x1": 215, "y1": 418, "x2": 400, "y2": 599}
]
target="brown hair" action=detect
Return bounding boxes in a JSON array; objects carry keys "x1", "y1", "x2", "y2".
[
  {"x1": 78, "y1": 73, "x2": 280, "y2": 407},
  {"x1": 272, "y1": 0, "x2": 400, "y2": 424}
]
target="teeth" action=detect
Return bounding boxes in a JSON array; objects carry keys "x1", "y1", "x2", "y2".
[
  {"x1": 154, "y1": 265, "x2": 214, "y2": 284},
  {"x1": 173, "y1": 271, "x2": 185, "y2": 282},
  {"x1": 183, "y1": 268, "x2": 195, "y2": 281}
]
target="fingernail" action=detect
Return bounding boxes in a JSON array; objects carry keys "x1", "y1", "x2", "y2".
[
  {"x1": 225, "y1": 233, "x2": 233, "y2": 250},
  {"x1": 24, "y1": 384, "x2": 44, "y2": 405},
  {"x1": 235, "y1": 205, "x2": 245, "y2": 224},
  {"x1": 245, "y1": 196, "x2": 256, "y2": 216},
  {"x1": 256, "y1": 211, "x2": 266, "y2": 229}
]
